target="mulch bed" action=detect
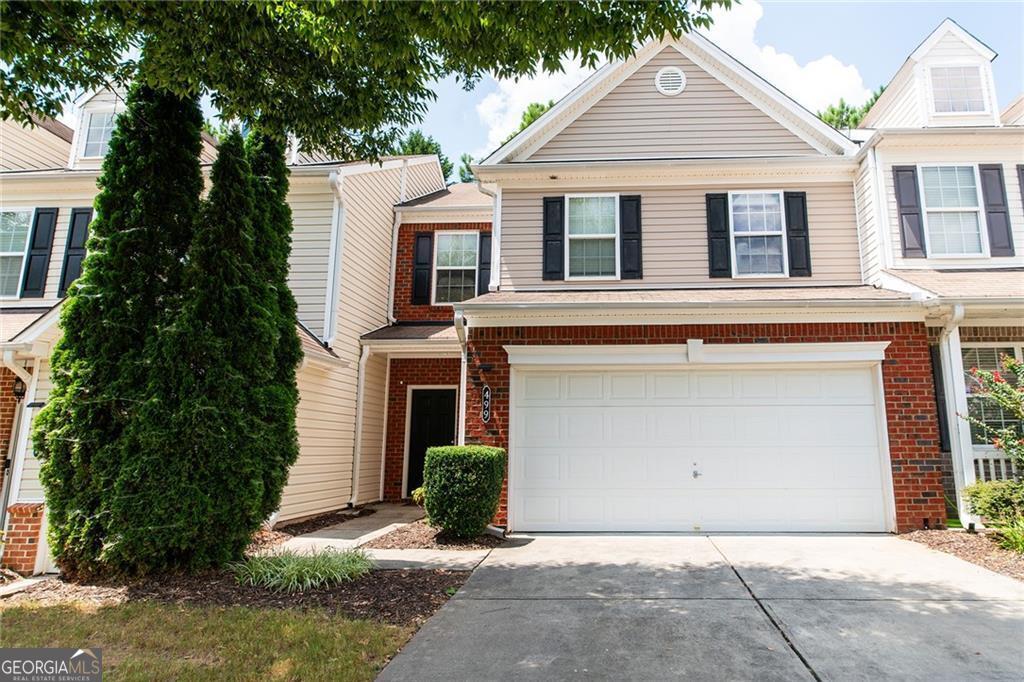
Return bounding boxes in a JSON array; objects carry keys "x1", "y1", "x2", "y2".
[
  {"x1": 3, "y1": 568, "x2": 468, "y2": 627},
  {"x1": 901, "y1": 529, "x2": 1024, "y2": 582},
  {"x1": 363, "y1": 519, "x2": 505, "y2": 551},
  {"x1": 275, "y1": 506, "x2": 377, "y2": 537}
]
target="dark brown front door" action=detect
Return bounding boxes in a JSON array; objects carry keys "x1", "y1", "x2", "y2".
[{"x1": 406, "y1": 388, "x2": 457, "y2": 496}]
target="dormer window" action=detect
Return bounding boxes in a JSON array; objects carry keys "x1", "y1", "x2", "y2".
[
  {"x1": 930, "y1": 66, "x2": 986, "y2": 113},
  {"x1": 82, "y1": 111, "x2": 116, "y2": 157}
]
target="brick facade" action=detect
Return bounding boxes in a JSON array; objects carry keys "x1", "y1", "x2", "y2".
[
  {"x1": 1, "y1": 502, "x2": 44, "y2": 575},
  {"x1": 393, "y1": 222, "x2": 490, "y2": 322},
  {"x1": 462, "y1": 322, "x2": 946, "y2": 532},
  {"x1": 383, "y1": 357, "x2": 462, "y2": 501},
  {"x1": 0, "y1": 367, "x2": 17, "y2": 501}
]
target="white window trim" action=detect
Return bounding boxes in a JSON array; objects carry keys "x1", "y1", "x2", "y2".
[
  {"x1": 917, "y1": 163, "x2": 990, "y2": 259},
  {"x1": 926, "y1": 63, "x2": 990, "y2": 117},
  {"x1": 0, "y1": 206, "x2": 36, "y2": 300},
  {"x1": 727, "y1": 190, "x2": 789, "y2": 279},
  {"x1": 564, "y1": 193, "x2": 620, "y2": 281},
  {"x1": 77, "y1": 108, "x2": 117, "y2": 160},
  {"x1": 960, "y1": 342, "x2": 1023, "y2": 449},
  {"x1": 431, "y1": 230, "x2": 480, "y2": 306}
]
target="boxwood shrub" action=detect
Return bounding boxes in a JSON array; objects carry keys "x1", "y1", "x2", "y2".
[
  {"x1": 964, "y1": 479, "x2": 1024, "y2": 525},
  {"x1": 423, "y1": 446, "x2": 506, "y2": 538}
]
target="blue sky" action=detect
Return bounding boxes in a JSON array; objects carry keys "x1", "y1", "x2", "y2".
[{"x1": 418, "y1": 1, "x2": 1023, "y2": 169}]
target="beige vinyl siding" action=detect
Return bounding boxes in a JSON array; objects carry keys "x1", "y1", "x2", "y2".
[
  {"x1": 529, "y1": 48, "x2": 817, "y2": 161},
  {"x1": 0, "y1": 176, "x2": 99, "y2": 307},
  {"x1": 864, "y1": 68, "x2": 924, "y2": 129},
  {"x1": 854, "y1": 160, "x2": 880, "y2": 282},
  {"x1": 1, "y1": 121, "x2": 71, "y2": 171},
  {"x1": 355, "y1": 353, "x2": 387, "y2": 503},
  {"x1": 286, "y1": 176, "x2": 335, "y2": 336},
  {"x1": 403, "y1": 159, "x2": 445, "y2": 199},
  {"x1": 15, "y1": 360, "x2": 52, "y2": 502},
  {"x1": 929, "y1": 32, "x2": 985, "y2": 60},
  {"x1": 881, "y1": 141, "x2": 1024, "y2": 269},
  {"x1": 500, "y1": 183, "x2": 862, "y2": 288}
]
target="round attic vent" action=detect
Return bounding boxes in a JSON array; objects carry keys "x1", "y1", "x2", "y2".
[{"x1": 654, "y1": 66, "x2": 686, "y2": 96}]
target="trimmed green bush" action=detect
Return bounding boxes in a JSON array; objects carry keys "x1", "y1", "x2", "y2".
[
  {"x1": 963, "y1": 479, "x2": 1024, "y2": 525},
  {"x1": 423, "y1": 446, "x2": 506, "y2": 538},
  {"x1": 996, "y1": 517, "x2": 1024, "y2": 554},
  {"x1": 232, "y1": 549, "x2": 373, "y2": 592}
]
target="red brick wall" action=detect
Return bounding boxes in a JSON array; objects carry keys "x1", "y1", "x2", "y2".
[
  {"x1": 463, "y1": 322, "x2": 946, "y2": 532},
  {"x1": 959, "y1": 327, "x2": 1024, "y2": 344},
  {"x1": 0, "y1": 367, "x2": 16, "y2": 500},
  {"x1": 1, "y1": 502, "x2": 44, "y2": 575},
  {"x1": 383, "y1": 357, "x2": 462, "y2": 501},
  {"x1": 393, "y1": 222, "x2": 491, "y2": 322}
]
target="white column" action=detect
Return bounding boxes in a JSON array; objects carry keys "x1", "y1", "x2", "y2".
[{"x1": 939, "y1": 325, "x2": 977, "y2": 523}]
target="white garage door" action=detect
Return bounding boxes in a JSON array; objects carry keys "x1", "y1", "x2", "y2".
[{"x1": 511, "y1": 367, "x2": 890, "y2": 532}]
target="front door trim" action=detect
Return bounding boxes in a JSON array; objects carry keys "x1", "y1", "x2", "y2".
[{"x1": 403, "y1": 384, "x2": 459, "y2": 498}]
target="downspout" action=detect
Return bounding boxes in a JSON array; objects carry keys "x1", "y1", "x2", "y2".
[
  {"x1": 937, "y1": 304, "x2": 974, "y2": 524},
  {"x1": 349, "y1": 345, "x2": 372, "y2": 506},
  {"x1": 323, "y1": 171, "x2": 346, "y2": 345},
  {"x1": 387, "y1": 160, "x2": 411, "y2": 324},
  {"x1": 476, "y1": 181, "x2": 500, "y2": 291},
  {"x1": 454, "y1": 311, "x2": 468, "y2": 445}
]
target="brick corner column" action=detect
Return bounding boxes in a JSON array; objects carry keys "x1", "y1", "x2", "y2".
[{"x1": 2, "y1": 502, "x2": 46, "y2": 575}]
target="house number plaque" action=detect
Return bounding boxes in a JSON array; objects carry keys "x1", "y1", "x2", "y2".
[{"x1": 481, "y1": 385, "x2": 492, "y2": 423}]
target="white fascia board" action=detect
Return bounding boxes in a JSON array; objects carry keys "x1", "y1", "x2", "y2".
[
  {"x1": 358, "y1": 341, "x2": 462, "y2": 358},
  {"x1": 398, "y1": 210, "x2": 493, "y2": 224},
  {"x1": 910, "y1": 19, "x2": 997, "y2": 63},
  {"x1": 8, "y1": 303, "x2": 63, "y2": 345},
  {"x1": 876, "y1": 271, "x2": 936, "y2": 299},
  {"x1": 504, "y1": 340, "x2": 890, "y2": 367}
]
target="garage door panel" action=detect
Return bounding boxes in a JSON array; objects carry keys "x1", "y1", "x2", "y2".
[{"x1": 511, "y1": 366, "x2": 889, "y2": 532}]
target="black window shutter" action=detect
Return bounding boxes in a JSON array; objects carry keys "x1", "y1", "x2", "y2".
[
  {"x1": 978, "y1": 164, "x2": 1015, "y2": 257},
  {"x1": 58, "y1": 208, "x2": 92, "y2": 297},
  {"x1": 411, "y1": 232, "x2": 433, "y2": 305},
  {"x1": 784, "y1": 192, "x2": 812, "y2": 277},
  {"x1": 619, "y1": 195, "x2": 643, "y2": 279},
  {"x1": 705, "y1": 193, "x2": 731, "y2": 278},
  {"x1": 892, "y1": 166, "x2": 926, "y2": 258},
  {"x1": 929, "y1": 345, "x2": 951, "y2": 453},
  {"x1": 477, "y1": 232, "x2": 492, "y2": 296},
  {"x1": 542, "y1": 197, "x2": 564, "y2": 280},
  {"x1": 20, "y1": 207, "x2": 58, "y2": 298}
]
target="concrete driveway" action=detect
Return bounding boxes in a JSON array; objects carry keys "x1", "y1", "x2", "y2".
[{"x1": 379, "y1": 535, "x2": 1024, "y2": 681}]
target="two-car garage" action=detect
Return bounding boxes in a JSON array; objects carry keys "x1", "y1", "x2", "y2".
[{"x1": 506, "y1": 343, "x2": 894, "y2": 533}]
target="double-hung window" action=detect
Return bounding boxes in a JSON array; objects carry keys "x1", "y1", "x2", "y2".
[
  {"x1": 920, "y1": 166, "x2": 986, "y2": 256},
  {"x1": 930, "y1": 66, "x2": 986, "y2": 113},
  {"x1": 729, "y1": 191, "x2": 786, "y2": 276},
  {"x1": 82, "y1": 111, "x2": 116, "y2": 158},
  {"x1": 433, "y1": 232, "x2": 479, "y2": 304},
  {"x1": 0, "y1": 209, "x2": 32, "y2": 298},
  {"x1": 961, "y1": 346, "x2": 1022, "y2": 446},
  {"x1": 566, "y1": 194, "x2": 618, "y2": 279}
]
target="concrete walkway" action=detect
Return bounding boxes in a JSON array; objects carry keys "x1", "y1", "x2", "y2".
[
  {"x1": 379, "y1": 535, "x2": 1024, "y2": 680},
  {"x1": 278, "y1": 503, "x2": 490, "y2": 569}
]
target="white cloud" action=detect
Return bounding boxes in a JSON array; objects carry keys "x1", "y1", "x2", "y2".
[
  {"x1": 705, "y1": 0, "x2": 871, "y2": 113},
  {"x1": 473, "y1": 61, "x2": 597, "y2": 158}
]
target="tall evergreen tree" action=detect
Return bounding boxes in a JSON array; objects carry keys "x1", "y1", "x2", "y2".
[
  {"x1": 107, "y1": 129, "x2": 278, "y2": 571},
  {"x1": 34, "y1": 85, "x2": 204, "y2": 576},
  {"x1": 246, "y1": 132, "x2": 302, "y2": 520}
]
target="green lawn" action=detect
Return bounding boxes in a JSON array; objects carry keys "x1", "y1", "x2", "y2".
[{"x1": 0, "y1": 602, "x2": 410, "y2": 681}]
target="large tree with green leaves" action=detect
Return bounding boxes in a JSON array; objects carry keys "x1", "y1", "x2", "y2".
[
  {"x1": 503, "y1": 99, "x2": 556, "y2": 144},
  {"x1": 2, "y1": 1, "x2": 729, "y2": 158},
  {"x1": 34, "y1": 84, "x2": 204, "y2": 576},
  {"x1": 396, "y1": 129, "x2": 453, "y2": 181}
]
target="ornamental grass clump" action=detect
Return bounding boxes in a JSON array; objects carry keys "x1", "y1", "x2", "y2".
[
  {"x1": 423, "y1": 446, "x2": 506, "y2": 539},
  {"x1": 232, "y1": 549, "x2": 373, "y2": 593}
]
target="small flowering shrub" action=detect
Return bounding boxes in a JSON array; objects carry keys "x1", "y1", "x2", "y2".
[{"x1": 963, "y1": 354, "x2": 1023, "y2": 469}]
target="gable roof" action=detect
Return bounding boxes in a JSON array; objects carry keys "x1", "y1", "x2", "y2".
[{"x1": 481, "y1": 33, "x2": 856, "y2": 165}]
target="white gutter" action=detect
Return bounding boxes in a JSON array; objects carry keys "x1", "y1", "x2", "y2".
[
  {"x1": 476, "y1": 182, "x2": 500, "y2": 292},
  {"x1": 386, "y1": 160, "x2": 411, "y2": 324},
  {"x1": 323, "y1": 171, "x2": 346, "y2": 345},
  {"x1": 454, "y1": 311, "x2": 468, "y2": 445},
  {"x1": 454, "y1": 297, "x2": 918, "y2": 313},
  {"x1": 348, "y1": 345, "x2": 372, "y2": 506}
]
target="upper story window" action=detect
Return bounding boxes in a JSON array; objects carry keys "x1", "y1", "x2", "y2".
[
  {"x1": 920, "y1": 166, "x2": 985, "y2": 256},
  {"x1": 433, "y1": 231, "x2": 479, "y2": 304},
  {"x1": 82, "y1": 111, "x2": 116, "y2": 158},
  {"x1": 930, "y1": 66, "x2": 986, "y2": 113},
  {"x1": 566, "y1": 194, "x2": 618, "y2": 279},
  {"x1": 729, "y1": 191, "x2": 786, "y2": 276},
  {"x1": 0, "y1": 209, "x2": 32, "y2": 298}
]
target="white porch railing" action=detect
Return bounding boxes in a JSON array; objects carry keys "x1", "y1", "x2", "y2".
[{"x1": 974, "y1": 456, "x2": 1020, "y2": 482}]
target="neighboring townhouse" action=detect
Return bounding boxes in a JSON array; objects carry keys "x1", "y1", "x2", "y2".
[
  {"x1": 370, "y1": 23, "x2": 1021, "y2": 535},
  {"x1": 853, "y1": 19, "x2": 1024, "y2": 520},
  {"x1": 0, "y1": 89, "x2": 446, "y2": 573}
]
